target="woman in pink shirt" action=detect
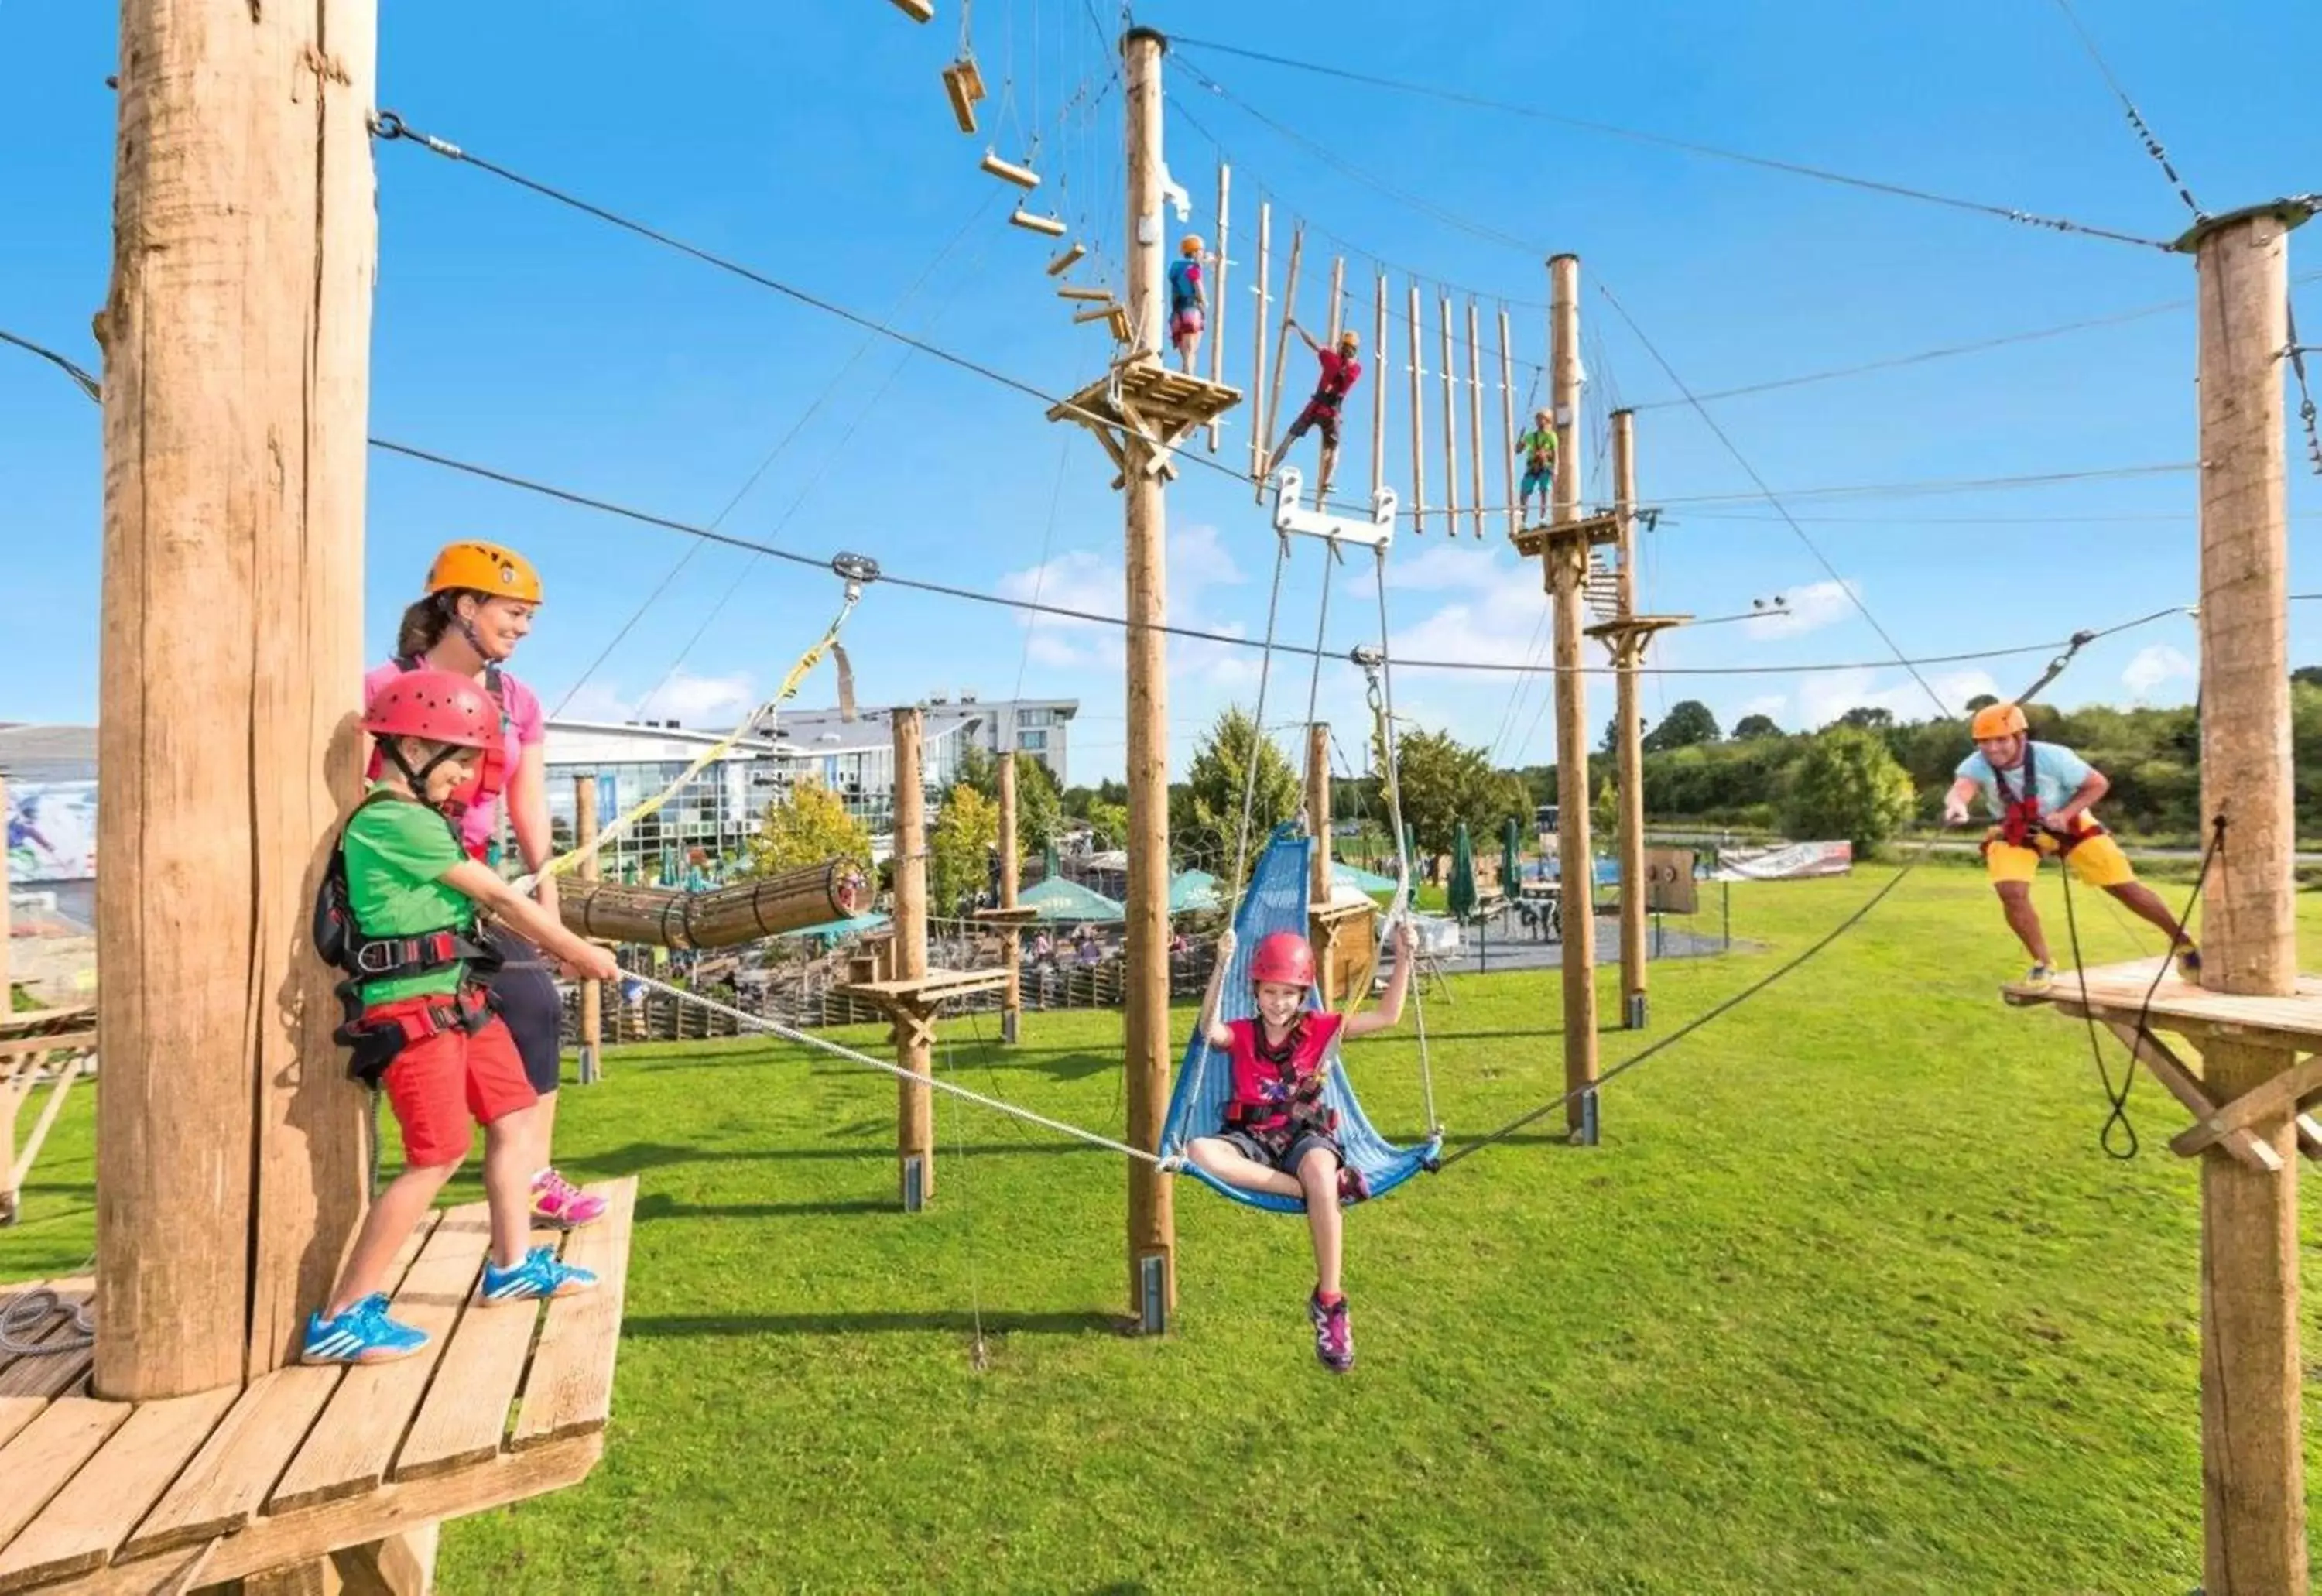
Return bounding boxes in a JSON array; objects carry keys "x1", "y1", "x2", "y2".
[{"x1": 365, "y1": 539, "x2": 604, "y2": 1228}]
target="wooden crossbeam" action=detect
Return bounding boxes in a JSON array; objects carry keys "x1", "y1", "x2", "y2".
[
  {"x1": 2098, "y1": 1021, "x2": 2283, "y2": 1172},
  {"x1": 2170, "y1": 1050, "x2": 2322, "y2": 1159}
]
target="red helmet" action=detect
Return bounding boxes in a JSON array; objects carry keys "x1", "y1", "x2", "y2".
[
  {"x1": 364, "y1": 669, "x2": 498, "y2": 749},
  {"x1": 1249, "y1": 931, "x2": 1317, "y2": 988}
]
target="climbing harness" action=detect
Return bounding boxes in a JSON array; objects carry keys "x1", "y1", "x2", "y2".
[
  {"x1": 313, "y1": 792, "x2": 503, "y2": 1086},
  {"x1": 529, "y1": 554, "x2": 879, "y2": 890}
]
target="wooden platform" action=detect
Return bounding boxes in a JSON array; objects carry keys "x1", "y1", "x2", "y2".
[
  {"x1": 836, "y1": 968, "x2": 1011, "y2": 1010},
  {"x1": 1584, "y1": 613, "x2": 1693, "y2": 644},
  {"x1": 1510, "y1": 512, "x2": 1622, "y2": 557},
  {"x1": 2009, "y1": 959, "x2": 2322, "y2": 1172},
  {"x1": 0, "y1": 1180, "x2": 635, "y2": 1594},
  {"x1": 971, "y1": 907, "x2": 1041, "y2": 926},
  {"x1": 1046, "y1": 358, "x2": 1242, "y2": 489}
]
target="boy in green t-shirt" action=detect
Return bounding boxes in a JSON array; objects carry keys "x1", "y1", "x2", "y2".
[
  {"x1": 305, "y1": 670, "x2": 620, "y2": 1365},
  {"x1": 1515, "y1": 408, "x2": 1557, "y2": 523}
]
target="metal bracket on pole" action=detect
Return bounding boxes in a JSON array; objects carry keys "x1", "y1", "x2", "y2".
[
  {"x1": 577, "y1": 1043, "x2": 601, "y2": 1086},
  {"x1": 1575, "y1": 1087, "x2": 1601, "y2": 1147},
  {"x1": 1272, "y1": 468, "x2": 1398, "y2": 552},
  {"x1": 902, "y1": 1155, "x2": 926, "y2": 1214},
  {"x1": 1624, "y1": 994, "x2": 1646, "y2": 1031},
  {"x1": 1137, "y1": 1252, "x2": 1170, "y2": 1337}
]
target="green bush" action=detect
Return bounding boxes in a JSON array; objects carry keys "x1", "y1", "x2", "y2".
[{"x1": 1783, "y1": 727, "x2": 1916, "y2": 851}]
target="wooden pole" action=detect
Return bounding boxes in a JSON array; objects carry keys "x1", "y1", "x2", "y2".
[
  {"x1": 1324, "y1": 255, "x2": 1345, "y2": 346},
  {"x1": 1371, "y1": 270, "x2": 1388, "y2": 505},
  {"x1": 1307, "y1": 724, "x2": 1333, "y2": 908},
  {"x1": 1407, "y1": 279, "x2": 1426, "y2": 535},
  {"x1": 1498, "y1": 307, "x2": 1519, "y2": 539},
  {"x1": 574, "y1": 776, "x2": 603, "y2": 1084},
  {"x1": 1437, "y1": 293, "x2": 1459, "y2": 533},
  {"x1": 1259, "y1": 223, "x2": 1305, "y2": 499},
  {"x1": 892, "y1": 707, "x2": 933, "y2": 1207},
  {"x1": 1466, "y1": 300, "x2": 1487, "y2": 539},
  {"x1": 1123, "y1": 25, "x2": 1177, "y2": 1330},
  {"x1": 1548, "y1": 252, "x2": 1599, "y2": 1139},
  {"x1": 1207, "y1": 163, "x2": 1229, "y2": 454},
  {"x1": 998, "y1": 752, "x2": 1022, "y2": 1044},
  {"x1": 2190, "y1": 200, "x2": 2309, "y2": 1596},
  {"x1": 1611, "y1": 409, "x2": 1648, "y2": 1030},
  {"x1": 1248, "y1": 201, "x2": 1270, "y2": 484},
  {"x1": 94, "y1": 0, "x2": 377, "y2": 1399}
]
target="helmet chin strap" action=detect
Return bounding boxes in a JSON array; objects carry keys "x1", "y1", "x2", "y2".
[
  {"x1": 384, "y1": 738, "x2": 467, "y2": 800},
  {"x1": 452, "y1": 611, "x2": 509, "y2": 665}
]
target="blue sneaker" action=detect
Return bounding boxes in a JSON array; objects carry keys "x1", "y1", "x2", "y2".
[
  {"x1": 481, "y1": 1245, "x2": 597, "y2": 1305},
  {"x1": 302, "y1": 1293, "x2": 429, "y2": 1365}
]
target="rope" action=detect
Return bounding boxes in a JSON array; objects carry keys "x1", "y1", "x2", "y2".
[
  {"x1": 622, "y1": 971, "x2": 1176, "y2": 1168},
  {"x1": 2046, "y1": 0, "x2": 2203, "y2": 219},
  {"x1": 525, "y1": 561, "x2": 873, "y2": 889},
  {"x1": 1360, "y1": 557, "x2": 1439, "y2": 1135},
  {"x1": 1167, "y1": 35, "x2": 2175, "y2": 252},
  {"x1": 0, "y1": 1281, "x2": 95, "y2": 1357},
  {"x1": 2286, "y1": 306, "x2": 2322, "y2": 479},
  {"x1": 1438, "y1": 852, "x2": 1923, "y2": 1169}
]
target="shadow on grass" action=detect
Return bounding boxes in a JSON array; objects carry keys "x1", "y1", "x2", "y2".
[
  {"x1": 561, "y1": 1139, "x2": 1118, "y2": 1178},
  {"x1": 625, "y1": 1307, "x2": 1122, "y2": 1338},
  {"x1": 635, "y1": 1193, "x2": 895, "y2": 1221},
  {"x1": 596, "y1": 1040, "x2": 1129, "y2": 1084}
]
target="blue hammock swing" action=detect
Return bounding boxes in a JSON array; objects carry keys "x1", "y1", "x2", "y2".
[{"x1": 1160, "y1": 827, "x2": 1440, "y2": 1213}]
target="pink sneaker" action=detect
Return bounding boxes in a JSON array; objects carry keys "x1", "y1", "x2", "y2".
[
  {"x1": 530, "y1": 1170, "x2": 605, "y2": 1228},
  {"x1": 1308, "y1": 1291, "x2": 1354, "y2": 1373}
]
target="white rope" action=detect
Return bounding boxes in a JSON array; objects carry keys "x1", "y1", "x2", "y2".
[
  {"x1": 0, "y1": 1283, "x2": 94, "y2": 1357},
  {"x1": 1366, "y1": 552, "x2": 1440, "y2": 1134},
  {"x1": 622, "y1": 971, "x2": 1176, "y2": 1169}
]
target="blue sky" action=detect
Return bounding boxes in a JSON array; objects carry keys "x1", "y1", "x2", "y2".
[{"x1": 5, "y1": 0, "x2": 2318, "y2": 784}]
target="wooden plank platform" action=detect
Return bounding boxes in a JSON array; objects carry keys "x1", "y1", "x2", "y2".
[
  {"x1": 1512, "y1": 512, "x2": 1622, "y2": 557},
  {"x1": 1584, "y1": 613, "x2": 1693, "y2": 642},
  {"x1": 0, "y1": 1180, "x2": 635, "y2": 1594},
  {"x1": 971, "y1": 907, "x2": 1040, "y2": 926},
  {"x1": 836, "y1": 967, "x2": 1012, "y2": 1009},
  {"x1": 1047, "y1": 358, "x2": 1244, "y2": 488},
  {"x1": 2004, "y1": 957, "x2": 2322, "y2": 1053}
]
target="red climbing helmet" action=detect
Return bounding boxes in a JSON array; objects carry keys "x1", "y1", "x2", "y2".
[
  {"x1": 363, "y1": 669, "x2": 498, "y2": 749},
  {"x1": 1248, "y1": 930, "x2": 1317, "y2": 988}
]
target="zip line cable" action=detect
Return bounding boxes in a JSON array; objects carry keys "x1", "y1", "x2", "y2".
[
  {"x1": 1166, "y1": 35, "x2": 2176, "y2": 252},
  {"x1": 2046, "y1": 0, "x2": 2204, "y2": 220}
]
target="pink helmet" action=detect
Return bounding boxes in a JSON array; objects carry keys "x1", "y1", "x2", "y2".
[
  {"x1": 364, "y1": 669, "x2": 498, "y2": 749},
  {"x1": 1249, "y1": 930, "x2": 1317, "y2": 988}
]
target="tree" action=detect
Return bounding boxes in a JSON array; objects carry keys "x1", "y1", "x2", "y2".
[
  {"x1": 1085, "y1": 798, "x2": 1131, "y2": 849},
  {"x1": 1183, "y1": 706, "x2": 1304, "y2": 870},
  {"x1": 1834, "y1": 705, "x2": 1894, "y2": 731},
  {"x1": 1642, "y1": 700, "x2": 1720, "y2": 752},
  {"x1": 1731, "y1": 713, "x2": 1783, "y2": 740},
  {"x1": 928, "y1": 783, "x2": 999, "y2": 915},
  {"x1": 1013, "y1": 752, "x2": 1064, "y2": 855},
  {"x1": 1389, "y1": 727, "x2": 1529, "y2": 858},
  {"x1": 748, "y1": 776, "x2": 872, "y2": 879},
  {"x1": 953, "y1": 742, "x2": 998, "y2": 796},
  {"x1": 1964, "y1": 693, "x2": 1999, "y2": 713},
  {"x1": 1783, "y1": 727, "x2": 1915, "y2": 852}
]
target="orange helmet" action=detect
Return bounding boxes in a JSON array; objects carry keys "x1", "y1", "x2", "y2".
[
  {"x1": 1180, "y1": 234, "x2": 1204, "y2": 257},
  {"x1": 1971, "y1": 701, "x2": 2028, "y2": 740},
  {"x1": 426, "y1": 540, "x2": 542, "y2": 604}
]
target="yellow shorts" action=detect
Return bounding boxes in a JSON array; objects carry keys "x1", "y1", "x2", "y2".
[{"x1": 1982, "y1": 826, "x2": 2135, "y2": 889}]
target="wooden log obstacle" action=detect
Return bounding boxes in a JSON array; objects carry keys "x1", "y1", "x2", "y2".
[{"x1": 556, "y1": 858, "x2": 867, "y2": 950}]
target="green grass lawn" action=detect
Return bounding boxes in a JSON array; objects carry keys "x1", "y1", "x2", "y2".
[{"x1": 11, "y1": 856, "x2": 2322, "y2": 1591}]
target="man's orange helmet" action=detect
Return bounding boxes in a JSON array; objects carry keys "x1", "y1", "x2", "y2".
[
  {"x1": 426, "y1": 540, "x2": 542, "y2": 604},
  {"x1": 1970, "y1": 701, "x2": 2028, "y2": 740}
]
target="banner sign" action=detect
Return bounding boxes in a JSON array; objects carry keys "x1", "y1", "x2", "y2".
[
  {"x1": 1706, "y1": 841, "x2": 1853, "y2": 882},
  {"x1": 6, "y1": 781, "x2": 98, "y2": 883}
]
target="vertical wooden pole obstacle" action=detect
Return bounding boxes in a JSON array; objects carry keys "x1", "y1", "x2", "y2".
[
  {"x1": 574, "y1": 774, "x2": 604, "y2": 1084},
  {"x1": 998, "y1": 752, "x2": 1022, "y2": 1044},
  {"x1": 1042, "y1": 26, "x2": 1241, "y2": 1328}
]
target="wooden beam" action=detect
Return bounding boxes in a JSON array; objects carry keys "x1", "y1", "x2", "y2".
[
  {"x1": 1257, "y1": 223, "x2": 1303, "y2": 500},
  {"x1": 998, "y1": 753, "x2": 1022, "y2": 1043},
  {"x1": 1465, "y1": 300, "x2": 1486, "y2": 539},
  {"x1": 1437, "y1": 293, "x2": 1458, "y2": 533},
  {"x1": 2173, "y1": 1052, "x2": 2322, "y2": 1159},
  {"x1": 1406, "y1": 279, "x2": 1425, "y2": 535},
  {"x1": 1206, "y1": 163, "x2": 1228, "y2": 454},
  {"x1": 1248, "y1": 201, "x2": 1270, "y2": 484},
  {"x1": 1549, "y1": 252, "x2": 1598, "y2": 1135},
  {"x1": 1307, "y1": 724, "x2": 1333, "y2": 909},
  {"x1": 329, "y1": 1526, "x2": 437, "y2": 1596},
  {"x1": 96, "y1": 0, "x2": 378, "y2": 1398},
  {"x1": 1123, "y1": 28, "x2": 1177, "y2": 1330},
  {"x1": 573, "y1": 776, "x2": 601, "y2": 1084},
  {"x1": 1611, "y1": 409, "x2": 1646, "y2": 1028},
  {"x1": 892, "y1": 707, "x2": 933, "y2": 1205},
  {"x1": 2188, "y1": 202, "x2": 2309, "y2": 1596},
  {"x1": 1370, "y1": 270, "x2": 1388, "y2": 505}
]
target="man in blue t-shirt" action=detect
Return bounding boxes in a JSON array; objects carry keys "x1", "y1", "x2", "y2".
[{"x1": 1942, "y1": 700, "x2": 2197, "y2": 992}]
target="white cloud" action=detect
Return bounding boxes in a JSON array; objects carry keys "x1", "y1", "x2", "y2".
[
  {"x1": 550, "y1": 668, "x2": 761, "y2": 730},
  {"x1": 994, "y1": 522, "x2": 1250, "y2": 685},
  {"x1": 1794, "y1": 666, "x2": 1999, "y2": 730},
  {"x1": 2122, "y1": 643, "x2": 2194, "y2": 700},
  {"x1": 1381, "y1": 540, "x2": 1512, "y2": 594},
  {"x1": 1744, "y1": 578, "x2": 1859, "y2": 640}
]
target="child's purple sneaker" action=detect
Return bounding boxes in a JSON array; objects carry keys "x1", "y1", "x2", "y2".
[
  {"x1": 1309, "y1": 1291, "x2": 1354, "y2": 1373},
  {"x1": 1337, "y1": 1164, "x2": 1371, "y2": 1207}
]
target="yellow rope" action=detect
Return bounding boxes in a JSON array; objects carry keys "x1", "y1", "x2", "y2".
[{"x1": 530, "y1": 574, "x2": 868, "y2": 886}]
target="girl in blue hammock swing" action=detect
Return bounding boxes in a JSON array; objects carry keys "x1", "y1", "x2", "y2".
[{"x1": 1188, "y1": 919, "x2": 1418, "y2": 1372}]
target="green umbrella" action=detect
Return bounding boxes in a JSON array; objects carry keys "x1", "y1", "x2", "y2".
[
  {"x1": 1043, "y1": 840, "x2": 1060, "y2": 881},
  {"x1": 1502, "y1": 816, "x2": 1522, "y2": 893},
  {"x1": 1448, "y1": 820, "x2": 1478, "y2": 920}
]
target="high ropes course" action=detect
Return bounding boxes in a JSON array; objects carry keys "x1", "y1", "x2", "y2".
[{"x1": 2, "y1": 1, "x2": 2320, "y2": 1588}]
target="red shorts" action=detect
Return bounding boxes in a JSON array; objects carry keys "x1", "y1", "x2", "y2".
[
  {"x1": 1171, "y1": 306, "x2": 1204, "y2": 338},
  {"x1": 372, "y1": 1000, "x2": 537, "y2": 1168}
]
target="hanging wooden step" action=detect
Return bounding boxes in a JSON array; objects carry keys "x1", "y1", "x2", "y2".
[
  {"x1": 940, "y1": 57, "x2": 985, "y2": 134},
  {"x1": 979, "y1": 151, "x2": 1040, "y2": 190},
  {"x1": 1057, "y1": 285, "x2": 1113, "y2": 303},
  {"x1": 1071, "y1": 303, "x2": 1121, "y2": 325},
  {"x1": 890, "y1": 0, "x2": 934, "y2": 20},
  {"x1": 1045, "y1": 242, "x2": 1087, "y2": 276},
  {"x1": 1009, "y1": 207, "x2": 1067, "y2": 238}
]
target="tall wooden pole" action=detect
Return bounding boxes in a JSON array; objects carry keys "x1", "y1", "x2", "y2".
[
  {"x1": 1258, "y1": 223, "x2": 1304, "y2": 499},
  {"x1": 1498, "y1": 308, "x2": 1519, "y2": 540},
  {"x1": 574, "y1": 775, "x2": 603, "y2": 1084},
  {"x1": 998, "y1": 752, "x2": 1022, "y2": 1044},
  {"x1": 2189, "y1": 201, "x2": 2309, "y2": 1596},
  {"x1": 1611, "y1": 409, "x2": 1648, "y2": 1029},
  {"x1": 1307, "y1": 724, "x2": 1333, "y2": 907},
  {"x1": 1465, "y1": 300, "x2": 1487, "y2": 539},
  {"x1": 1248, "y1": 201, "x2": 1270, "y2": 483},
  {"x1": 1324, "y1": 255, "x2": 1345, "y2": 345},
  {"x1": 1437, "y1": 293, "x2": 1459, "y2": 532},
  {"x1": 1370, "y1": 270, "x2": 1388, "y2": 505},
  {"x1": 1206, "y1": 163, "x2": 1229, "y2": 453},
  {"x1": 94, "y1": 0, "x2": 377, "y2": 1399},
  {"x1": 1122, "y1": 26, "x2": 1177, "y2": 1330},
  {"x1": 1547, "y1": 252, "x2": 1599, "y2": 1139},
  {"x1": 892, "y1": 708, "x2": 933, "y2": 1207},
  {"x1": 1406, "y1": 279, "x2": 1426, "y2": 535}
]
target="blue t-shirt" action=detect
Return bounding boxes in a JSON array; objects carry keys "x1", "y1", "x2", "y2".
[
  {"x1": 1956, "y1": 740, "x2": 2093, "y2": 813},
  {"x1": 1166, "y1": 257, "x2": 1202, "y2": 310}
]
